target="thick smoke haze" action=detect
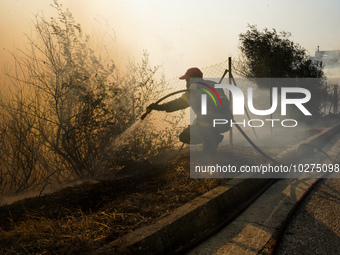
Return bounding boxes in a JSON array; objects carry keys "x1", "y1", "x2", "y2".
[
  {"x1": 1, "y1": 0, "x2": 340, "y2": 80},
  {"x1": 1, "y1": 0, "x2": 340, "y2": 201}
]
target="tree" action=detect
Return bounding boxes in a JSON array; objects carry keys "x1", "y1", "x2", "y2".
[
  {"x1": 238, "y1": 25, "x2": 324, "y2": 79},
  {"x1": 0, "y1": 0, "x2": 118, "y2": 190},
  {"x1": 0, "y1": 1, "x2": 183, "y2": 194},
  {"x1": 237, "y1": 25, "x2": 328, "y2": 116}
]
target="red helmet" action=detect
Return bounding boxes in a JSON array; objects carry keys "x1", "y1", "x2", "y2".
[{"x1": 179, "y1": 67, "x2": 203, "y2": 80}]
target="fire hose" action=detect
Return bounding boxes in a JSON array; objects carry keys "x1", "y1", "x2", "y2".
[
  {"x1": 140, "y1": 89, "x2": 281, "y2": 164},
  {"x1": 140, "y1": 89, "x2": 334, "y2": 166},
  {"x1": 140, "y1": 89, "x2": 188, "y2": 120}
]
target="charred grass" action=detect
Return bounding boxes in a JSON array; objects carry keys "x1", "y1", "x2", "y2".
[{"x1": 0, "y1": 143, "x2": 312, "y2": 254}]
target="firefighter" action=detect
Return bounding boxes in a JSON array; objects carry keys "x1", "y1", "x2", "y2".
[{"x1": 147, "y1": 67, "x2": 232, "y2": 152}]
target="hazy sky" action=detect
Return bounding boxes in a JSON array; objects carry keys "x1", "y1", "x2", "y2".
[{"x1": 1, "y1": 0, "x2": 340, "y2": 79}]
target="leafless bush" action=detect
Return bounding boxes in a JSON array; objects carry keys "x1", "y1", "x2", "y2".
[{"x1": 0, "y1": 1, "x2": 185, "y2": 195}]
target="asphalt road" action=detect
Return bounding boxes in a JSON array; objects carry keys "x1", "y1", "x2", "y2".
[{"x1": 276, "y1": 176, "x2": 340, "y2": 255}]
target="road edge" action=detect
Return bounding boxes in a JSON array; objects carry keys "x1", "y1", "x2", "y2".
[{"x1": 92, "y1": 124, "x2": 340, "y2": 255}]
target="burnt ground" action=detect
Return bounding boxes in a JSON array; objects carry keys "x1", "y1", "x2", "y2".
[
  {"x1": 0, "y1": 144, "x2": 272, "y2": 255},
  {"x1": 0, "y1": 115, "x2": 338, "y2": 254}
]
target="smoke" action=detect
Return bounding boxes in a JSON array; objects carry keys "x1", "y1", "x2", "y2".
[
  {"x1": 0, "y1": 179, "x2": 99, "y2": 206},
  {"x1": 325, "y1": 67, "x2": 340, "y2": 79}
]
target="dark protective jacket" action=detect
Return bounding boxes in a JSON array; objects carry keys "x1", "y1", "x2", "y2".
[{"x1": 156, "y1": 79, "x2": 232, "y2": 131}]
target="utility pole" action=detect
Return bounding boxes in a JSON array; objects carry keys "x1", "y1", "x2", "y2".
[
  {"x1": 228, "y1": 57, "x2": 233, "y2": 145},
  {"x1": 334, "y1": 84, "x2": 338, "y2": 114}
]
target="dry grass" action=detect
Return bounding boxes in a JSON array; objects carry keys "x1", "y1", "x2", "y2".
[
  {"x1": 0, "y1": 141, "x2": 311, "y2": 254},
  {"x1": 0, "y1": 149, "x2": 229, "y2": 254},
  {"x1": 1, "y1": 209, "x2": 150, "y2": 254}
]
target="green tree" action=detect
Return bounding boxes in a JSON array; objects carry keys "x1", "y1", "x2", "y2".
[
  {"x1": 237, "y1": 25, "x2": 328, "y2": 116},
  {"x1": 238, "y1": 25, "x2": 324, "y2": 79}
]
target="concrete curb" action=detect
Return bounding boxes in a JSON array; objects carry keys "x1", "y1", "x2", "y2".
[
  {"x1": 92, "y1": 124, "x2": 340, "y2": 255},
  {"x1": 92, "y1": 179, "x2": 270, "y2": 255}
]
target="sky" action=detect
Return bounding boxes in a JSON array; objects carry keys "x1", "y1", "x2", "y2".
[{"x1": 1, "y1": 0, "x2": 340, "y2": 79}]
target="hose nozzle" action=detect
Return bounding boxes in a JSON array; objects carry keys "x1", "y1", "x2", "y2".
[
  {"x1": 139, "y1": 89, "x2": 188, "y2": 121},
  {"x1": 140, "y1": 109, "x2": 151, "y2": 120}
]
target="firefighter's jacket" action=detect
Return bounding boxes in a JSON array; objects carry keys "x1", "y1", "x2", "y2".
[{"x1": 156, "y1": 79, "x2": 232, "y2": 132}]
